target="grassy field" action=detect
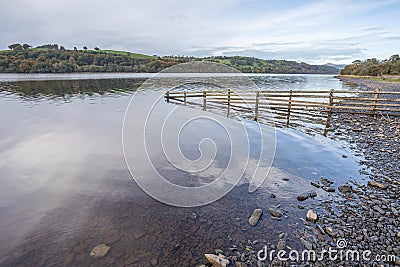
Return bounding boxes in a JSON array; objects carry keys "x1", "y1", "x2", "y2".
[
  {"x1": 101, "y1": 50, "x2": 156, "y2": 59},
  {"x1": 1, "y1": 48, "x2": 156, "y2": 59}
]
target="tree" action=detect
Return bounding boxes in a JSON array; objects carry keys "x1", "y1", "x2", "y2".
[
  {"x1": 8, "y1": 43, "x2": 23, "y2": 50},
  {"x1": 94, "y1": 47, "x2": 100, "y2": 51},
  {"x1": 83, "y1": 46, "x2": 88, "y2": 51},
  {"x1": 60, "y1": 46, "x2": 66, "y2": 51},
  {"x1": 22, "y1": 44, "x2": 32, "y2": 50},
  {"x1": 390, "y1": 54, "x2": 399, "y2": 62},
  {"x1": 74, "y1": 47, "x2": 78, "y2": 51}
]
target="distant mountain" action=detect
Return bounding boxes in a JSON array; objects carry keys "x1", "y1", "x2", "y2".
[
  {"x1": 324, "y1": 63, "x2": 346, "y2": 70},
  {"x1": 0, "y1": 44, "x2": 339, "y2": 74}
]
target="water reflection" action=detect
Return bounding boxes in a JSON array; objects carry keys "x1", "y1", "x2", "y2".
[{"x1": 0, "y1": 75, "x2": 366, "y2": 266}]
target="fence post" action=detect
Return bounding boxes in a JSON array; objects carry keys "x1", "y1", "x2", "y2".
[
  {"x1": 227, "y1": 89, "x2": 231, "y2": 117},
  {"x1": 203, "y1": 91, "x2": 207, "y2": 111},
  {"x1": 255, "y1": 91, "x2": 260, "y2": 121},
  {"x1": 371, "y1": 88, "x2": 380, "y2": 115},
  {"x1": 184, "y1": 91, "x2": 187, "y2": 106},
  {"x1": 286, "y1": 90, "x2": 293, "y2": 127},
  {"x1": 166, "y1": 91, "x2": 170, "y2": 103},
  {"x1": 323, "y1": 89, "x2": 334, "y2": 136}
]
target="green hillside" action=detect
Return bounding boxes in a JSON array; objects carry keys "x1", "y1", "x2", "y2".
[{"x1": 0, "y1": 43, "x2": 339, "y2": 74}]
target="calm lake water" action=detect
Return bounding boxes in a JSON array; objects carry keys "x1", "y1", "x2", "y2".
[{"x1": 0, "y1": 73, "x2": 365, "y2": 266}]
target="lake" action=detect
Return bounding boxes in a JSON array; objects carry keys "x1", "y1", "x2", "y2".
[{"x1": 0, "y1": 73, "x2": 366, "y2": 266}]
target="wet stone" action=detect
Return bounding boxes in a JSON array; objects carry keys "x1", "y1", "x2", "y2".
[
  {"x1": 248, "y1": 209, "x2": 263, "y2": 226},
  {"x1": 306, "y1": 209, "x2": 318, "y2": 223},
  {"x1": 268, "y1": 208, "x2": 282, "y2": 218},
  {"x1": 297, "y1": 193, "x2": 309, "y2": 201},
  {"x1": 205, "y1": 254, "x2": 229, "y2": 267},
  {"x1": 322, "y1": 186, "x2": 335, "y2": 193},
  {"x1": 90, "y1": 244, "x2": 110, "y2": 259},
  {"x1": 311, "y1": 181, "x2": 321, "y2": 188}
]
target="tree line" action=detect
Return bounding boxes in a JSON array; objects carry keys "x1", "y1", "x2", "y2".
[
  {"x1": 0, "y1": 43, "x2": 339, "y2": 74},
  {"x1": 340, "y1": 54, "x2": 400, "y2": 76}
]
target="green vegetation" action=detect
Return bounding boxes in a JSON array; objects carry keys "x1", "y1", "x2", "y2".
[
  {"x1": 101, "y1": 50, "x2": 155, "y2": 59},
  {"x1": 340, "y1": 54, "x2": 400, "y2": 76},
  {"x1": 0, "y1": 43, "x2": 339, "y2": 74}
]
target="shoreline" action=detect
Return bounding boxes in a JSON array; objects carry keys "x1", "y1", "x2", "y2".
[{"x1": 203, "y1": 77, "x2": 400, "y2": 266}]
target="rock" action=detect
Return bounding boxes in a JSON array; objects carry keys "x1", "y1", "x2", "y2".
[
  {"x1": 205, "y1": 254, "x2": 229, "y2": 267},
  {"x1": 277, "y1": 239, "x2": 286, "y2": 250},
  {"x1": 300, "y1": 238, "x2": 313, "y2": 250},
  {"x1": 282, "y1": 178, "x2": 289, "y2": 181},
  {"x1": 269, "y1": 193, "x2": 276, "y2": 198},
  {"x1": 316, "y1": 223, "x2": 325, "y2": 235},
  {"x1": 391, "y1": 207, "x2": 399, "y2": 217},
  {"x1": 306, "y1": 209, "x2": 318, "y2": 223},
  {"x1": 308, "y1": 191, "x2": 317, "y2": 198},
  {"x1": 311, "y1": 181, "x2": 320, "y2": 188},
  {"x1": 215, "y1": 249, "x2": 224, "y2": 255},
  {"x1": 248, "y1": 209, "x2": 263, "y2": 226},
  {"x1": 395, "y1": 256, "x2": 400, "y2": 266},
  {"x1": 320, "y1": 177, "x2": 333, "y2": 186},
  {"x1": 338, "y1": 184, "x2": 353, "y2": 193},
  {"x1": 297, "y1": 193, "x2": 309, "y2": 201},
  {"x1": 190, "y1": 212, "x2": 197, "y2": 219},
  {"x1": 325, "y1": 226, "x2": 335, "y2": 237},
  {"x1": 235, "y1": 262, "x2": 247, "y2": 267},
  {"x1": 150, "y1": 258, "x2": 158, "y2": 266},
  {"x1": 368, "y1": 181, "x2": 387, "y2": 189},
  {"x1": 269, "y1": 208, "x2": 282, "y2": 218},
  {"x1": 397, "y1": 232, "x2": 400, "y2": 238},
  {"x1": 322, "y1": 186, "x2": 335, "y2": 192},
  {"x1": 90, "y1": 244, "x2": 110, "y2": 259},
  {"x1": 372, "y1": 205, "x2": 385, "y2": 215}
]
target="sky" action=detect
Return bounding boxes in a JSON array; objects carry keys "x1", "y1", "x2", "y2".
[{"x1": 0, "y1": 0, "x2": 399, "y2": 64}]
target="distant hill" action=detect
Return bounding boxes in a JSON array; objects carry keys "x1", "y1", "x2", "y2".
[
  {"x1": 0, "y1": 44, "x2": 339, "y2": 74},
  {"x1": 324, "y1": 63, "x2": 346, "y2": 70}
]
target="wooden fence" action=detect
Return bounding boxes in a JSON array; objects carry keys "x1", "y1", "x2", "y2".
[{"x1": 165, "y1": 89, "x2": 400, "y2": 135}]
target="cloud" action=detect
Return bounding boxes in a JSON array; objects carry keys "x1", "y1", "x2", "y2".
[{"x1": 0, "y1": 0, "x2": 399, "y2": 64}]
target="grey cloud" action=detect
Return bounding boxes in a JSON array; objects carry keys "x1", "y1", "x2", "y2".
[{"x1": 0, "y1": 0, "x2": 399, "y2": 64}]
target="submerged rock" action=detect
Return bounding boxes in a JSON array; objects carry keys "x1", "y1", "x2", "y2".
[
  {"x1": 320, "y1": 177, "x2": 333, "y2": 186},
  {"x1": 300, "y1": 238, "x2": 313, "y2": 250},
  {"x1": 205, "y1": 254, "x2": 229, "y2": 267},
  {"x1": 90, "y1": 244, "x2": 110, "y2": 259},
  {"x1": 248, "y1": 209, "x2": 263, "y2": 226},
  {"x1": 297, "y1": 193, "x2": 309, "y2": 201},
  {"x1": 311, "y1": 181, "x2": 321, "y2": 188},
  {"x1": 308, "y1": 191, "x2": 317, "y2": 198},
  {"x1": 277, "y1": 239, "x2": 286, "y2": 250},
  {"x1": 269, "y1": 208, "x2": 282, "y2": 218},
  {"x1": 306, "y1": 209, "x2": 318, "y2": 223},
  {"x1": 322, "y1": 186, "x2": 335, "y2": 192}
]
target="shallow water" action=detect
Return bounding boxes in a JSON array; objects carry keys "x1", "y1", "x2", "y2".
[{"x1": 0, "y1": 74, "x2": 365, "y2": 266}]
